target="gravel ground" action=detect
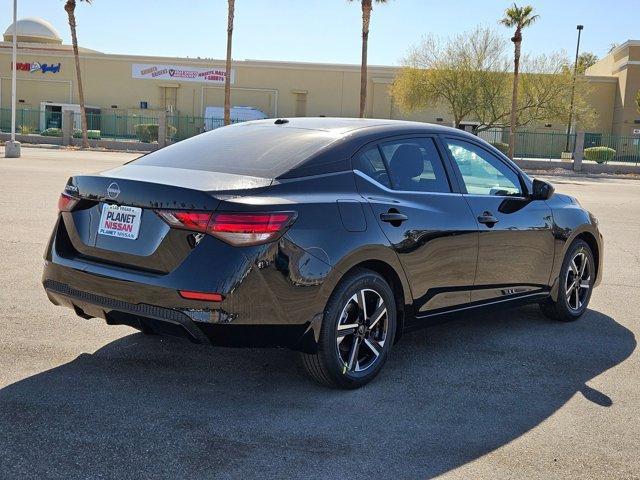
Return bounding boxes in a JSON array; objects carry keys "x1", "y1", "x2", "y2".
[{"x1": 0, "y1": 147, "x2": 638, "y2": 479}]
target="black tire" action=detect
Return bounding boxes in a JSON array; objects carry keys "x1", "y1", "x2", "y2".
[
  {"x1": 540, "y1": 239, "x2": 595, "y2": 322},
  {"x1": 301, "y1": 268, "x2": 397, "y2": 389}
]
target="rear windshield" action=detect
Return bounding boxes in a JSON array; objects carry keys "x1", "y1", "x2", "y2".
[{"x1": 133, "y1": 123, "x2": 341, "y2": 178}]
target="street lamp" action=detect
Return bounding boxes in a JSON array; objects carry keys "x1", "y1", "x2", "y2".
[
  {"x1": 565, "y1": 24, "x2": 584, "y2": 154},
  {"x1": 5, "y1": 0, "x2": 21, "y2": 158}
]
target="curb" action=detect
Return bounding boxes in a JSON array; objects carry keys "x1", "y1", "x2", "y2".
[
  {"x1": 524, "y1": 168, "x2": 640, "y2": 181},
  {"x1": 1, "y1": 143, "x2": 152, "y2": 154}
]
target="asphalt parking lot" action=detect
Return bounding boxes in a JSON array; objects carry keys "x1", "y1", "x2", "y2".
[{"x1": 0, "y1": 146, "x2": 638, "y2": 479}]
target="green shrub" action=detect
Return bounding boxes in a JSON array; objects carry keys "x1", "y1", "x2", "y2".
[
  {"x1": 19, "y1": 125, "x2": 37, "y2": 135},
  {"x1": 135, "y1": 124, "x2": 159, "y2": 143},
  {"x1": 73, "y1": 129, "x2": 101, "y2": 140},
  {"x1": 134, "y1": 123, "x2": 177, "y2": 143},
  {"x1": 490, "y1": 142, "x2": 509, "y2": 155},
  {"x1": 584, "y1": 146, "x2": 616, "y2": 164},
  {"x1": 41, "y1": 127, "x2": 63, "y2": 137}
]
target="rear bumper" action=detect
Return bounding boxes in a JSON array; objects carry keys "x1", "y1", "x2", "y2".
[
  {"x1": 46, "y1": 215, "x2": 333, "y2": 314},
  {"x1": 43, "y1": 278, "x2": 318, "y2": 352},
  {"x1": 42, "y1": 216, "x2": 335, "y2": 352}
]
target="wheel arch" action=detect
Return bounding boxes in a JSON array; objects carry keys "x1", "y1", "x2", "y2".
[
  {"x1": 550, "y1": 226, "x2": 602, "y2": 301},
  {"x1": 574, "y1": 231, "x2": 600, "y2": 283},
  {"x1": 333, "y1": 259, "x2": 410, "y2": 345}
]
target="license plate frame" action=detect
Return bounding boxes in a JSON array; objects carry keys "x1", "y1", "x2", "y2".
[{"x1": 98, "y1": 204, "x2": 142, "y2": 240}]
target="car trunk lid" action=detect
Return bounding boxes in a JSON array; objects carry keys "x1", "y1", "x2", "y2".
[{"x1": 58, "y1": 165, "x2": 272, "y2": 273}]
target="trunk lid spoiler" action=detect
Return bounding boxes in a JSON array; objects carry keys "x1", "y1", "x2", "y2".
[{"x1": 65, "y1": 165, "x2": 273, "y2": 209}]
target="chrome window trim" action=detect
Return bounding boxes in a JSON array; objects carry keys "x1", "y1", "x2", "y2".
[{"x1": 353, "y1": 170, "x2": 464, "y2": 197}]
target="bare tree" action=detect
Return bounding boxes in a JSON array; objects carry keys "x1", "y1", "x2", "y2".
[
  {"x1": 391, "y1": 28, "x2": 595, "y2": 133},
  {"x1": 486, "y1": 53, "x2": 595, "y2": 132},
  {"x1": 391, "y1": 28, "x2": 509, "y2": 128}
]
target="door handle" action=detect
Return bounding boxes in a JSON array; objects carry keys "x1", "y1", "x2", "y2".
[
  {"x1": 477, "y1": 211, "x2": 499, "y2": 226},
  {"x1": 380, "y1": 212, "x2": 408, "y2": 223}
]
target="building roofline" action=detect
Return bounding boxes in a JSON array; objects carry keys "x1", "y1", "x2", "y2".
[
  {"x1": 0, "y1": 42, "x2": 399, "y2": 74},
  {"x1": 582, "y1": 74, "x2": 618, "y2": 83},
  {"x1": 0, "y1": 41, "x2": 632, "y2": 80},
  {"x1": 239, "y1": 58, "x2": 398, "y2": 72},
  {"x1": 0, "y1": 41, "x2": 101, "y2": 54},
  {"x1": 609, "y1": 40, "x2": 640, "y2": 57}
]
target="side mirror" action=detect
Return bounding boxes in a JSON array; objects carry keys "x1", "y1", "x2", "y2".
[{"x1": 531, "y1": 178, "x2": 555, "y2": 200}]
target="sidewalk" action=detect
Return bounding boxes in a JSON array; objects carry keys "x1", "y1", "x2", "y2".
[{"x1": 514, "y1": 157, "x2": 640, "y2": 177}]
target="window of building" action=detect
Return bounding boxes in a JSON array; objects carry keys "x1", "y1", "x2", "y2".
[
  {"x1": 160, "y1": 86, "x2": 178, "y2": 113},
  {"x1": 293, "y1": 90, "x2": 308, "y2": 117}
]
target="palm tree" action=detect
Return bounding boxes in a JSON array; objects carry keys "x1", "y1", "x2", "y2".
[
  {"x1": 223, "y1": 0, "x2": 235, "y2": 126},
  {"x1": 64, "y1": 0, "x2": 91, "y2": 149},
  {"x1": 500, "y1": 3, "x2": 539, "y2": 159},
  {"x1": 349, "y1": 0, "x2": 388, "y2": 118}
]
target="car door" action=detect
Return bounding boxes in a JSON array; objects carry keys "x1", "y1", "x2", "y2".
[
  {"x1": 352, "y1": 135, "x2": 479, "y2": 317},
  {"x1": 442, "y1": 136, "x2": 555, "y2": 303}
]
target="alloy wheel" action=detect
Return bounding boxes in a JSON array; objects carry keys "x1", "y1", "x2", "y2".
[
  {"x1": 565, "y1": 250, "x2": 591, "y2": 311},
  {"x1": 335, "y1": 288, "x2": 388, "y2": 373}
]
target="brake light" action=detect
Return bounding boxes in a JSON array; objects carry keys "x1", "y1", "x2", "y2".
[
  {"x1": 179, "y1": 290, "x2": 224, "y2": 302},
  {"x1": 156, "y1": 210, "x2": 211, "y2": 232},
  {"x1": 208, "y1": 212, "x2": 296, "y2": 245},
  {"x1": 58, "y1": 193, "x2": 79, "y2": 212},
  {"x1": 155, "y1": 210, "x2": 296, "y2": 246}
]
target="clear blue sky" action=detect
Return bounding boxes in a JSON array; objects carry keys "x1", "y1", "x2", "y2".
[{"x1": 8, "y1": 0, "x2": 638, "y2": 65}]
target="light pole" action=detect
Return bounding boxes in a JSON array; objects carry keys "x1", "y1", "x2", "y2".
[
  {"x1": 5, "y1": 0, "x2": 21, "y2": 158},
  {"x1": 565, "y1": 24, "x2": 583, "y2": 154}
]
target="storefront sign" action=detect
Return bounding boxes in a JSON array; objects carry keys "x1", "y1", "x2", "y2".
[
  {"x1": 13, "y1": 61, "x2": 61, "y2": 74},
  {"x1": 131, "y1": 63, "x2": 234, "y2": 84},
  {"x1": 633, "y1": 128, "x2": 640, "y2": 135}
]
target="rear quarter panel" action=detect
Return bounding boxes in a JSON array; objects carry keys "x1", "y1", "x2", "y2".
[{"x1": 221, "y1": 171, "x2": 413, "y2": 313}]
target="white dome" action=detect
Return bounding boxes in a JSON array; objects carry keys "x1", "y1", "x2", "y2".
[{"x1": 3, "y1": 17, "x2": 62, "y2": 44}]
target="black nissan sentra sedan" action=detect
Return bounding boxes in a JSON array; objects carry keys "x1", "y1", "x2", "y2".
[{"x1": 43, "y1": 118, "x2": 603, "y2": 388}]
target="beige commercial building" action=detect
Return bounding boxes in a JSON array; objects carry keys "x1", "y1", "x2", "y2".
[{"x1": 1, "y1": 17, "x2": 639, "y2": 137}]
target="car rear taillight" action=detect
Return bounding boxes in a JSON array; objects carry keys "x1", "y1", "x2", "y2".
[
  {"x1": 208, "y1": 212, "x2": 296, "y2": 246},
  {"x1": 155, "y1": 210, "x2": 297, "y2": 246},
  {"x1": 58, "y1": 193, "x2": 79, "y2": 212},
  {"x1": 155, "y1": 210, "x2": 212, "y2": 232}
]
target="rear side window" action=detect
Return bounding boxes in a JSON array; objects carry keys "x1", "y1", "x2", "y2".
[
  {"x1": 379, "y1": 138, "x2": 450, "y2": 193},
  {"x1": 354, "y1": 146, "x2": 391, "y2": 188},
  {"x1": 133, "y1": 124, "x2": 341, "y2": 178}
]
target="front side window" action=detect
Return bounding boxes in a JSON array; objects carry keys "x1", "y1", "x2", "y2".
[
  {"x1": 445, "y1": 138, "x2": 522, "y2": 196},
  {"x1": 379, "y1": 138, "x2": 450, "y2": 193}
]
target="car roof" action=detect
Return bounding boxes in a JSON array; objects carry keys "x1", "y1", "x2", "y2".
[
  {"x1": 240, "y1": 117, "x2": 466, "y2": 137},
  {"x1": 132, "y1": 117, "x2": 484, "y2": 182},
  {"x1": 244, "y1": 117, "x2": 478, "y2": 179}
]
